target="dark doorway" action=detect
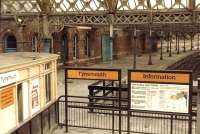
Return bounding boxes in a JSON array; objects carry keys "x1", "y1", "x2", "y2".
[
  {"x1": 32, "y1": 34, "x2": 38, "y2": 52},
  {"x1": 17, "y1": 83, "x2": 23, "y2": 123},
  {"x1": 101, "y1": 34, "x2": 111, "y2": 62},
  {"x1": 62, "y1": 33, "x2": 68, "y2": 64},
  {"x1": 5, "y1": 35, "x2": 17, "y2": 52},
  {"x1": 73, "y1": 34, "x2": 78, "y2": 59},
  {"x1": 43, "y1": 38, "x2": 52, "y2": 53}
]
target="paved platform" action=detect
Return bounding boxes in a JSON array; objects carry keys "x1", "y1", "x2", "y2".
[
  {"x1": 57, "y1": 50, "x2": 198, "y2": 96},
  {"x1": 55, "y1": 40, "x2": 199, "y2": 134}
]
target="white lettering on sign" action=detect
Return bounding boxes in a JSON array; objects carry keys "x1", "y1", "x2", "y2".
[{"x1": 0, "y1": 71, "x2": 19, "y2": 88}]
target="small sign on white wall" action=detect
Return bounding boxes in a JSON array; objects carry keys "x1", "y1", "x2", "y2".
[
  {"x1": 30, "y1": 79, "x2": 40, "y2": 115},
  {"x1": 0, "y1": 71, "x2": 19, "y2": 88}
]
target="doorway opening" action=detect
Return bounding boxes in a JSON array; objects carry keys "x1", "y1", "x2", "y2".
[{"x1": 5, "y1": 35, "x2": 17, "y2": 52}]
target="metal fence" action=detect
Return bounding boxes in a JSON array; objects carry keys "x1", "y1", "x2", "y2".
[{"x1": 58, "y1": 95, "x2": 196, "y2": 134}]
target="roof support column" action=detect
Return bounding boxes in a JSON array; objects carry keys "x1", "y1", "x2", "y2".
[
  {"x1": 133, "y1": 28, "x2": 137, "y2": 69},
  {"x1": 109, "y1": 14, "x2": 114, "y2": 66},
  {"x1": 41, "y1": 14, "x2": 52, "y2": 53},
  {"x1": 196, "y1": 79, "x2": 200, "y2": 134},
  {"x1": 42, "y1": 14, "x2": 50, "y2": 38},
  {"x1": 17, "y1": 25, "x2": 25, "y2": 52},
  {"x1": 189, "y1": 0, "x2": 195, "y2": 10}
]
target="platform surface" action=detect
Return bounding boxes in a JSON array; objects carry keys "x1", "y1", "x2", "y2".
[{"x1": 55, "y1": 41, "x2": 198, "y2": 134}]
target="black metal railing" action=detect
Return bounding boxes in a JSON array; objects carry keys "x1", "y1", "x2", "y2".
[
  {"x1": 11, "y1": 101, "x2": 58, "y2": 134},
  {"x1": 58, "y1": 96, "x2": 197, "y2": 134}
]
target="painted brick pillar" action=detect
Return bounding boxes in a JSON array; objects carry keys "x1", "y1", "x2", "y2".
[
  {"x1": 114, "y1": 30, "x2": 131, "y2": 58},
  {"x1": 77, "y1": 30, "x2": 86, "y2": 59},
  {"x1": 189, "y1": 0, "x2": 195, "y2": 10},
  {"x1": 17, "y1": 26, "x2": 24, "y2": 52},
  {"x1": 67, "y1": 28, "x2": 74, "y2": 61},
  {"x1": 197, "y1": 78, "x2": 200, "y2": 134},
  {"x1": 41, "y1": 14, "x2": 52, "y2": 53},
  {"x1": 88, "y1": 29, "x2": 101, "y2": 57}
]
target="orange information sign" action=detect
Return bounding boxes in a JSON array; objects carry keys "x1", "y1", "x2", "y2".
[
  {"x1": 131, "y1": 71, "x2": 190, "y2": 84},
  {"x1": 0, "y1": 86, "x2": 14, "y2": 109},
  {"x1": 67, "y1": 69, "x2": 119, "y2": 80}
]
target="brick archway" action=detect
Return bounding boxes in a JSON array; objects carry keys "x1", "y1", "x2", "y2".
[{"x1": 4, "y1": 34, "x2": 17, "y2": 53}]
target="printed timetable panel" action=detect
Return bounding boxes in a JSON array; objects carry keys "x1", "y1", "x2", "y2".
[
  {"x1": 129, "y1": 70, "x2": 191, "y2": 113},
  {"x1": 131, "y1": 82, "x2": 189, "y2": 113}
]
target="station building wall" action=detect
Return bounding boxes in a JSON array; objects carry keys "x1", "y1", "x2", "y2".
[
  {"x1": 0, "y1": 19, "x2": 157, "y2": 65},
  {"x1": 0, "y1": 56, "x2": 58, "y2": 134}
]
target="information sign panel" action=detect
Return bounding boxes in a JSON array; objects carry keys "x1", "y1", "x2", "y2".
[{"x1": 129, "y1": 70, "x2": 191, "y2": 113}]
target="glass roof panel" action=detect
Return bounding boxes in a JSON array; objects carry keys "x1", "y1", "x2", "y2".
[
  {"x1": 117, "y1": 0, "x2": 189, "y2": 10},
  {"x1": 196, "y1": 0, "x2": 200, "y2": 9},
  {"x1": 1, "y1": 0, "x2": 41, "y2": 13},
  {"x1": 0, "y1": 0, "x2": 190, "y2": 13},
  {"x1": 51, "y1": 0, "x2": 106, "y2": 13}
]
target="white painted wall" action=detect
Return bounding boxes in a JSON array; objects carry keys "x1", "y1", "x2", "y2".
[
  {"x1": 22, "y1": 81, "x2": 29, "y2": 120},
  {"x1": 0, "y1": 104, "x2": 16, "y2": 134}
]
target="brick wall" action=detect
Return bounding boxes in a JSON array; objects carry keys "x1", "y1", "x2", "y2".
[
  {"x1": 0, "y1": 18, "x2": 158, "y2": 65},
  {"x1": 113, "y1": 30, "x2": 132, "y2": 58}
]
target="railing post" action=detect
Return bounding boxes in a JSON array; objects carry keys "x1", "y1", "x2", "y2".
[
  {"x1": 119, "y1": 76, "x2": 122, "y2": 134},
  {"x1": 29, "y1": 120, "x2": 32, "y2": 134},
  {"x1": 196, "y1": 78, "x2": 200, "y2": 134},
  {"x1": 127, "y1": 71, "x2": 131, "y2": 134},
  {"x1": 57, "y1": 100, "x2": 60, "y2": 125},
  {"x1": 188, "y1": 114, "x2": 192, "y2": 134},
  {"x1": 112, "y1": 91, "x2": 115, "y2": 134},
  {"x1": 88, "y1": 87, "x2": 94, "y2": 112},
  {"x1": 65, "y1": 68, "x2": 68, "y2": 132},
  {"x1": 40, "y1": 113, "x2": 43, "y2": 134},
  {"x1": 48, "y1": 107, "x2": 51, "y2": 130},
  {"x1": 170, "y1": 115, "x2": 173, "y2": 134}
]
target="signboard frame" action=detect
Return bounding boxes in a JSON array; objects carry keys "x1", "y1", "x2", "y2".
[
  {"x1": 128, "y1": 69, "x2": 192, "y2": 114},
  {"x1": 65, "y1": 68, "x2": 121, "y2": 81},
  {"x1": 0, "y1": 71, "x2": 19, "y2": 88},
  {"x1": 65, "y1": 67, "x2": 122, "y2": 133}
]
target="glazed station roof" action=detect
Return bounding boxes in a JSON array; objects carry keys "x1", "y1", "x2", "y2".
[
  {"x1": 0, "y1": 0, "x2": 200, "y2": 33},
  {"x1": 0, "y1": 0, "x2": 199, "y2": 14}
]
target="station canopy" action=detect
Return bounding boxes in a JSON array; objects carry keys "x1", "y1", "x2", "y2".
[{"x1": 1, "y1": 0, "x2": 200, "y2": 14}]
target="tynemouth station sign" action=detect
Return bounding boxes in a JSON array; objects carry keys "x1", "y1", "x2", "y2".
[
  {"x1": 66, "y1": 68, "x2": 120, "y2": 81},
  {"x1": 128, "y1": 70, "x2": 192, "y2": 113}
]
